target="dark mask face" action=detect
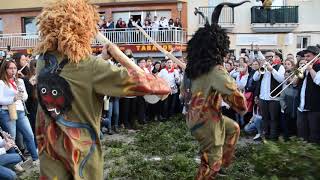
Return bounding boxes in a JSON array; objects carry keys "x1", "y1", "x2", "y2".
[
  {"x1": 37, "y1": 73, "x2": 73, "y2": 119},
  {"x1": 126, "y1": 54, "x2": 133, "y2": 58}
]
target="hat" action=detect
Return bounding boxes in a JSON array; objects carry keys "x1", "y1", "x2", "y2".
[
  {"x1": 303, "y1": 46, "x2": 320, "y2": 55},
  {"x1": 296, "y1": 50, "x2": 305, "y2": 57}
]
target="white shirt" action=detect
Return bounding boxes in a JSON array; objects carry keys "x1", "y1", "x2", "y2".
[
  {"x1": 152, "y1": 21, "x2": 159, "y2": 30},
  {"x1": 0, "y1": 137, "x2": 6, "y2": 155},
  {"x1": 230, "y1": 69, "x2": 239, "y2": 79},
  {"x1": 236, "y1": 73, "x2": 249, "y2": 91},
  {"x1": 298, "y1": 70, "x2": 320, "y2": 111},
  {"x1": 158, "y1": 68, "x2": 181, "y2": 94},
  {"x1": 253, "y1": 65, "x2": 285, "y2": 101},
  {"x1": 0, "y1": 79, "x2": 28, "y2": 111}
]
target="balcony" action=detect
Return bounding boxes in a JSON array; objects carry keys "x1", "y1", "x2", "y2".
[
  {"x1": 198, "y1": 6, "x2": 235, "y2": 31},
  {"x1": 251, "y1": 6, "x2": 299, "y2": 32},
  {"x1": 0, "y1": 28, "x2": 187, "y2": 50}
]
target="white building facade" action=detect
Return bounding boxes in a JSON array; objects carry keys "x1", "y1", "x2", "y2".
[{"x1": 188, "y1": 0, "x2": 320, "y2": 59}]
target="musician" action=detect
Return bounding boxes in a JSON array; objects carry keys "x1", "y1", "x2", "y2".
[
  {"x1": 0, "y1": 59, "x2": 39, "y2": 164},
  {"x1": 34, "y1": 0, "x2": 170, "y2": 179},
  {"x1": 0, "y1": 133, "x2": 24, "y2": 179},
  {"x1": 253, "y1": 50, "x2": 285, "y2": 140},
  {"x1": 297, "y1": 46, "x2": 320, "y2": 144},
  {"x1": 182, "y1": 2, "x2": 248, "y2": 179}
]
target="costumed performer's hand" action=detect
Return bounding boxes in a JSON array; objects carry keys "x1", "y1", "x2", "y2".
[{"x1": 101, "y1": 44, "x2": 111, "y2": 60}]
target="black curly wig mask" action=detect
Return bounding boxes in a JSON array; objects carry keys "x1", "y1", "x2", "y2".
[{"x1": 186, "y1": 1, "x2": 250, "y2": 79}]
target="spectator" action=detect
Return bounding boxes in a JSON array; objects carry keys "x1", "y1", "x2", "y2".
[
  {"x1": 106, "y1": 17, "x2": 114, "y2": 29},
  {"x1": 152, "y1": 16, "x2": 160, "y2": 30},
  {"x1": 284, "y1": 58, "x2": 295, "y2": 71},
  {"x1": 136, "y1": 58, "x2": 148, "y2": 124},
  {"x1": 143, "y1": 19, "x2": 151, "y2": 29},
  {"x1": 174, "y1": 18, "x2": 182, "y2": 28},
  {"x1": 115, "y1": 19, "x2": 122, "y2": 28},
  {"x1": 158, "y1": 59, "x2": 181, "y2": 119},
  {"x1": 13, "y1": 54, "x2": 38, "y2": 145},
  {"x1": 168, "y1": 18, "x2": 174, "y2": 28},
  {"x1": 224, "y1": 62, "x2": 233, "y2": 73},
  {"x1": 149, "y1": 61, "x2": 162, "y2": 121},
  {"x1": 136, "y1": 19, "x2": 142, "y2": 27},
  {"x1": 107, "y1": 96, "x2": 120, "y2": 133},
  {"x1": 235, "y1": 62, "x2": 249, "y2": 127},
  {"x1": 0, "y1": 59, "x2": 39, "y2": 164},
  {"x1": 119, "y1": 49, "x2": 138, "y2": 129},
  {"x1": 262, "y1": 0, "x2": 272, "y2": 10},
  {"x1": 127, "y1": 16, "x2": 134, "y2": 28},
  {"x1": 279, "y1": 70, "x2": 299, "y2": 140},
  {"x1": 152, "y1": 61, "x2": 161, "y2": 75},
  {"x1": 244, "y1": 96, "x2": 263, "y2": 141},
  {"x1": 296, "y1": 46, "x2": 320, "y2": 143},
  {"x1": 0, "y1": 133, "x2": 24, "y2": 180},
  {"x1": 230, "y1": 61, "x2": 240, "y2": 79},
  {"x1": 146, "y1": 57, "x2": 153, "y2": 73},
  {"x1": 296, "y1": 50, "x2": 305, "y2": 62}
]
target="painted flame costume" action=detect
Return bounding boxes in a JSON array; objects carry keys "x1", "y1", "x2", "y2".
[
  {"x1": 182, "y1": 2, "x2": 249, "y2": 179},
  {"x1": 35, "y1": 0, "x2": 170, "y2": 179}
]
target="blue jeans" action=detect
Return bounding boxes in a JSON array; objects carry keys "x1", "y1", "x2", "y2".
[
  {"x1": 244, "y1": 116, "x2": 263, "y2": 135},
  {"x1": 0, "y1": 152, "x2": 22, "y2": 180},
  {"x1": 235, "y1": 113, "x2": 245, "y2": 126},
  {"x1": 107, "y1": 98, "x2": 119, "y2": 129},
  {"x1": 0, "y1": 110, "x2": 38, "y2": 160},
  {"x1": 101, "y1": 118, "x2": 111, "y2": 130}
]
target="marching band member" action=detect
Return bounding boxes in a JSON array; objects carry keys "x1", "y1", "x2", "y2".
[
  {"x1": 253, "y1": 50, "x2": 285, "y2": 140},
  {"x1": 296, "y1": 46, "x2": 320, "y2": 144}
]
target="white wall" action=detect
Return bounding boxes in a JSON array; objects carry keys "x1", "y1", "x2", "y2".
[{"x1": 187, "y1": 0, "x2": 208, "y2": 39}]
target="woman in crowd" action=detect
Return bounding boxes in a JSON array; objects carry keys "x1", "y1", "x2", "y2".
[
  {"x1": 0, "y1": 132, "x2": 24, "y2": 180},
  {"x1": 236, "y1": 62, "x2": 249, "y2": 127},
  {"x1": 13, "y1": 54, "x2": 38, "y2": 141},
  {"x1": 284, "y1": 58, "x2": 295, "y2": 71},
  {"x1": 0, "y1": 59, "x2": 38, "y2": 164},
  {"x1": 174, "y1": 18, "x2": 182, "y2": 28}
]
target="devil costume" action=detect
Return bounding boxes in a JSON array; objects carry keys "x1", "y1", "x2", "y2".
[
  {"x1": 182, "y1": 2, "x2": 249, "y2": 179},
  {"x1": 34, "y1": 1, "x2": 170, "y2": 179}
]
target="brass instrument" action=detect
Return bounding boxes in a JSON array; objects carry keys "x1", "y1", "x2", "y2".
[
  {"x1": 259, "y1": 62, "x2": 269, "y2": 74},
  {"x1": 269, "y1": 52, "x2": 320, "y2": 99}
]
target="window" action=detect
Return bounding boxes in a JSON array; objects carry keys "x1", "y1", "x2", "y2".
[
  {"x1": 22, "y1": 17, "x2": 37, "y2": 34},
  {"x1": 0, "y1": 18, "x2": 3, "y2": 34},
  {"x1": 296, "y1": 36, "x2": 310, "y2": 49}
]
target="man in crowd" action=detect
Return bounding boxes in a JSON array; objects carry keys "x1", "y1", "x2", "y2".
[
  {"x1": 158, "y1": 59, "x2": 181, "y2": 119},
  {"x1": 253, "y1": 50, "x2": 285, "y2": 140},
  {"x1": 297, "y1": 46, "x2": 320, "y2": 144}
]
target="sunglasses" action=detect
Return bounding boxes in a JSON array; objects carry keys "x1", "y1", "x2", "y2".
[{"x1": 266, "y1": 56, "x2": 274, "y2": 58}]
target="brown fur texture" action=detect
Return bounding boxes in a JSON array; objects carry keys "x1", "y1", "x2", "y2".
[{"x1": 36, "y1": 0, "x2": 100, "y2": 63}]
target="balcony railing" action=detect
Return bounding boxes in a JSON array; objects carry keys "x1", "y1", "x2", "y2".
[
  {"x1": 198, "y1": 6, "x2": 234, "y2": 25},
  {"x1": 251, "y1": 6, "x2": 298, "y2": 24},
  {"x1": 0, "y1": 28, "x2": 187, "y2": 49}
]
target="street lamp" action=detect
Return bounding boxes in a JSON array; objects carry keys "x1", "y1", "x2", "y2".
[{"x1": 177, "y1": 2, "x2": 183, "y2": 19}]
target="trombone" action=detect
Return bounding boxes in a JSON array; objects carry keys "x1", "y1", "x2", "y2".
[{"x1": 269, "y1": 52, "x2": 320, "y2": 99}]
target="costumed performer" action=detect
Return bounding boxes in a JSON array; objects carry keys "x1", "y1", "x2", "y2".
[
  {"x1": 34, "y1": 0, "x2": 170, "y2": 179},
  {"x1": 181, "y1": 2, "x2": 249, "y2": 179}
]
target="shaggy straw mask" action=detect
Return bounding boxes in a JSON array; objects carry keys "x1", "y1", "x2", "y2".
[{"x1": 36, "y1": 0, "x2": 100, "y2": 63}]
